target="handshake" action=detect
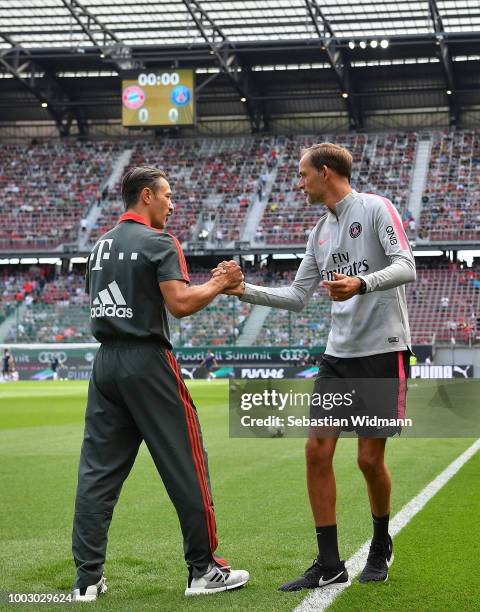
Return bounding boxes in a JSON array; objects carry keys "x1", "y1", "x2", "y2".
[{"x1": 211, "y1": 260, "x2": 245, "y2": 297}]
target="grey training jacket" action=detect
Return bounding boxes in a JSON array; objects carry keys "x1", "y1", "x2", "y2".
[{"x1": 241, "y1": 190, "x2": 416, "y2": 358}]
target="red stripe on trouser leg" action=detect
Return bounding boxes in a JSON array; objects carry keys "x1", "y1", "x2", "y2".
[
  {"x1": 169, "y1": 354, "x2": 219, "y2": 551},
  {"x1": 174, "y1": 362, "x2": 218, "y2": 552},
  {"x1": 173, "y1": 362, "x2": 225, "y2": 560},
  {"x1": 165, "y1": 352, "x2": 214, "y2": 550},
  {"x1": 397, "y1": 352, "x2": 407, "y2": 420},
  {"x1": 213, "y1": 554, "x2": 230, "y2": 568},
  {"x1": 169, "y1": 354, "x2": 230, "y2": 569},
  {"x1": 166, "y1": 351, "x2": 219, "y2": 556},
  {"x1": 165, "y1": 352, "x2": 214, "y2": 549}
]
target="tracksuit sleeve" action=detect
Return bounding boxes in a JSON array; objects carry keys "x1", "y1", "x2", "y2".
[
  {"x1": 148, "y1": 233, "x2": 190, "y2": 284},
  {"x1": 240, "y1": 233, "x2": 321, "y2": 312},
  {"x1": 361, "y1": 199, "x2": 416, "y2": 293}
]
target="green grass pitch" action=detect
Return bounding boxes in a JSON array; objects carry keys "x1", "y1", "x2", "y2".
[{"x1": 0, "y1": 381, "x2": 478, "y2": 611}]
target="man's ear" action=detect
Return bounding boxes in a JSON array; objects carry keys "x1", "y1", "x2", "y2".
[{"x1": 142, "y1": 187, "x2": 151, "y2": 205}]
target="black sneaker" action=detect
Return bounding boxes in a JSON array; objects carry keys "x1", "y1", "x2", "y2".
[
  {"x1": 359, "y1": 534, "x2": 394, "y2": 583},
  {"x1": 278, "y1": 558, "x2": 348, "y2": 592}
]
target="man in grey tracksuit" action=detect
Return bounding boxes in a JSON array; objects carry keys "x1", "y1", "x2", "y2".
[
  {"x1": 221, "y1": 142, "x2": 416, "y2": 590},
  {"x1": 71, "y1": 166, "x2": 249, "y2": 601}
]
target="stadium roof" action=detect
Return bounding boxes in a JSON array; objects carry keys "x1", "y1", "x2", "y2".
[
  {"x1": 0, "y1": 0, "x2": 479, "y2": 134},
  {"x1": 1, "y1": 0, "x2": 480, "y2": 49}
]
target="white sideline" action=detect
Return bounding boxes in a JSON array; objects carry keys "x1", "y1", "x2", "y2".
[{"x1": 295, "y1": 438, "x2": 480, "y2": 612}]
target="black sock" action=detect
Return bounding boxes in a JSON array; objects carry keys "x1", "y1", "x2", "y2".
[
  {"x1": 315, "y1": 525, "x2": 340, "y2": 568},
  {"x1": 372, "y1": 513, "x2": 389, "y2": 542}
]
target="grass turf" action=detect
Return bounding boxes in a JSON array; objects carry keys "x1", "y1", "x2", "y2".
[
  {"x1": 0, "y1": 380, "x2": 476, "y2": 611},
  {"x1": 330, "y1": 449, "x2": 480, "y2": 612}
]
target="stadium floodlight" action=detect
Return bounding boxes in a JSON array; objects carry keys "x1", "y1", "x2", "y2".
[
  {"x1": 348, "y1": 41, "x2": 355, "y2": 49},
  {"x1": 240, "y1": 97, "x2": 247, "y2": 102},
  {"x1": 370, "y1": 40, "x2": 378, "y2": 48},
  {"x1": 359, "y1": 41, "x2": 367, "y2": 49},
  {"x1": 446, "y1": 89, "x2": 452, "y2": 95},
  {"x1": 99, "y1": 53, "x2": 105, "y2": 58},
  {"x1": 380, "y1": 39, "x2": 389, "y2": 49},
  {"x1": 341, "y1": 92, "x2": 349, "y2": 98},
  {"x1": 41, "y1": 102, "x2": 48, "y2": 108}
]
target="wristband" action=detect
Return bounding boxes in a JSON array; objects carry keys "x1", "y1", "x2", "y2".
[{"x1": 356, "y1": 277, "x2": 367, "y2": 295}]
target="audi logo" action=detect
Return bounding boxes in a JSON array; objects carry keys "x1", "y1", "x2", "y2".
[
  {"x1": 279, "y1": 349, "x2": 310, "y2": 361},
  {"x1": 38, "y1": 351, "x2": 67, "y2": 364}
]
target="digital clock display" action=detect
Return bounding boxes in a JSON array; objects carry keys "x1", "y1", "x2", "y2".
[{"x1": 122, "y1": 69, "x2": 195, "y2": 127}]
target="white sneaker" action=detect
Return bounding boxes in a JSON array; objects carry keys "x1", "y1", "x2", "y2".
[
  {"x1": 185, "y1": 563, "x2": 249, "y2": 596},
  {"x1": 72, "y1": 575, "x2": 107, "y2": 602}
]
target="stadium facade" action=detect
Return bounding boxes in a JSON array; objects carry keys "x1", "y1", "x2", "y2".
[{"x1": 0, "y1": 0, "x2": 479, "y2": 376}]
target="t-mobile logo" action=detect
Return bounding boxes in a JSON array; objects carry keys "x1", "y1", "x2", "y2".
[{"x1": 91, "y1": 239, "x2": 113, "y2": 271}]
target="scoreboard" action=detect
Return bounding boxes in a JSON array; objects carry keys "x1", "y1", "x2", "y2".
[{"x1": 122, "y1": 69, "x2": 195, "y2": 127}]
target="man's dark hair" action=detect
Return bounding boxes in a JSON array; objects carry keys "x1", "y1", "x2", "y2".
[
  {"x1": 301, "y1": 142, "x2": 353, "y2": 181},
  {"x1": 121, "y1": 166, "x2": 168, "y2": 210}
]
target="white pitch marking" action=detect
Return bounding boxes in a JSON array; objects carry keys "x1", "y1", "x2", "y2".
[
  {"x1": 131, "y1": 252, "x2": 138, "y2": 260},
  {"x1": 296, "y1": 438, "x2": 480, "y2": 612}
]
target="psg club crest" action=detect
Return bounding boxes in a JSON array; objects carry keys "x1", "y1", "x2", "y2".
[
  {"x1": 349, "y1": 222, "x2": 362, "y2": 238},
  {"x1": 171, "y1": 85, "x2": 191, "y2": 107},
  {"x1": 122, "y1": 85, "x2": 145, "y2": 110}
]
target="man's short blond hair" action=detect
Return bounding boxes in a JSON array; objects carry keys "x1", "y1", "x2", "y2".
[{"x1": 301, "y1": 142, "x2": 353, "y2": 181}]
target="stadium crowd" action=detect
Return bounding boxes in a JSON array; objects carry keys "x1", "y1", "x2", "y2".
[
  {"x1": 419, "y1": 129, "x2": 480, "y2": 242},
  {"x1": 0, "y1": 141, "x2": 120, "y2": 249},
  {"x1": 0, "y1": 266, "x2": 92, "y2": 343},
  {"x1": 88, "y1": 137, "x2": 275, "y2": 247},
  {"x1": 0, "y1": 129, "x2": 479, "y2": 348},
  {"x1": 261, "y1": 132, "x2": 417, "y2": 245},
  {"x1": 2, "y1": 130, "x2": 479, "y2": 254},
  {"x1": 1, "y1": 261, "x2": 479, "y2": 347}
]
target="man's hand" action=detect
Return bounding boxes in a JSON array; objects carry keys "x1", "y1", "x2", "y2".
[
  {"x1": 212, "y1": 260, "x2": 245, "y2": 296},
  {"x1": 322, "y1": 273, "x2": 361, "y2": 301},
  {"x1": 211, "y1": 260, "x2": 237, "y2": 276},
  {"x1": 223, "y1": 283, "x2": 245, "y2": 297},
  {"x1": 160, "y1": 262, "x2": 244, "y2": 318},
  {"x1": 211, "y1": 260, "x2": 244, "y2": 291}
]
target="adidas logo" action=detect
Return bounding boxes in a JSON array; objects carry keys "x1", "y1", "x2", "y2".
[{"x1": 91, "y1": 281, "x2": 133, "y2": 319}]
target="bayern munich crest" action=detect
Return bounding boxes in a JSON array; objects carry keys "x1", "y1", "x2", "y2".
[
  {"x1": 171, "y1": 85, "x2": 191, "y2": 107},
  {"x1": 349, "y1": 221, "x2": 362, "y2": 238},
  {"x1": 122, "y1": 85, "x2": 145, "y2": 110}
]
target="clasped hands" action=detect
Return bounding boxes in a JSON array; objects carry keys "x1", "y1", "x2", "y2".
[
  {"x1": 210, "y1": 266, "x2": 361, "y2": 300},
  {"x1": 211, "y1": 260, "x2": 245, "y2": 296}
]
